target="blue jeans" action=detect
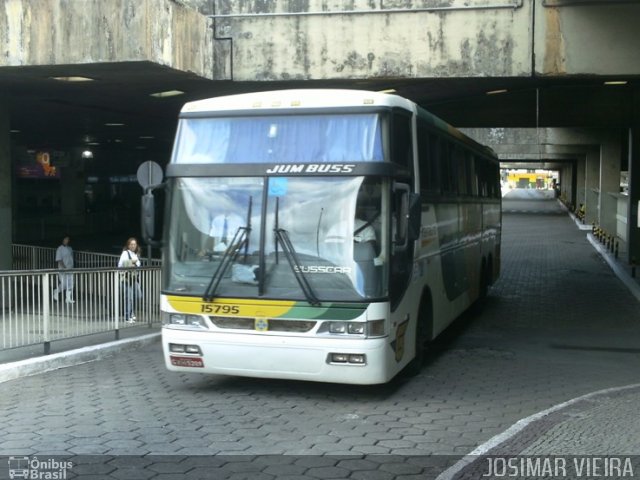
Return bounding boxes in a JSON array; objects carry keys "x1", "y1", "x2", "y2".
[{"x1": 122, "y1": 281, "x2": 142, "y2": 319}]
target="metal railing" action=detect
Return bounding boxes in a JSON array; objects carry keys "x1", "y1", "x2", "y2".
[
  {"x1": 1, "y1": 267, "x2": 162, "y2": 354},
  {"x1": 12, "y1": 244, "x2": 162, "y2": 270},
  {"x1": 6, "y1": 244, "x2": 164, "y2": 354}
]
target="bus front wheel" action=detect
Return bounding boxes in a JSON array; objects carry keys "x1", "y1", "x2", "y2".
[{"x1": 403, "y1": 293, "x2": 433, "y2": 377}]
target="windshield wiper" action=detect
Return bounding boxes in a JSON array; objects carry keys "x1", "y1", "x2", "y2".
[
  {"x1": 274, "y1": 227, "x2": 321, "y2": 306},
  {"x1": 202, "y1": 227, "x2": 249, "y2": 302},
  {"x1": 202, "y1": 197, "x2": 253, "y2": 302}
]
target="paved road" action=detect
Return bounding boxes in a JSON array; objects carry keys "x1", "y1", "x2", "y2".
[{"x1": 1, "y1": 197, "x2": 639, "y2": 479}]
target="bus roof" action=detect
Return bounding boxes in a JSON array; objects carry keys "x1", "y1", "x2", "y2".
[{"x1": 181, "y1": 89, "x2": 417, "y2": 114}]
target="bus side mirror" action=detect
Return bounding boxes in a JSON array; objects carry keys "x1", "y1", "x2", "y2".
[
  {"x1": 393, "y1": 182, "x2": 420, "y2": 253},
  {"x1": 141, "y1": 184, "x2": 165, "y2": 247}
]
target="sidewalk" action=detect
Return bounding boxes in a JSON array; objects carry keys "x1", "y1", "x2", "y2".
[{"x1": 0, "y1": 326, "x2": 160, "y2": 383}]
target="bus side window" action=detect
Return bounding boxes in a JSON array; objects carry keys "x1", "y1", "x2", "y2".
[
  {"x1": 453, "y1": 145, "x2": 468, "y2": 196},
  {"x1": 475, "y1": 156, "x2": 487, "y2": 198},
  {"x1": 392, "y1": 112, "x2": 414, "y2": 177},
  {"x1": 469, "y1": 153, "x2": 478, "y2": 197},
  {"x1": 417, "y1": 122, "x2": 440, "y2": 195},
  {"x1": 491, "y1": 164, "x2": 500, "y2": 198},
  {"x1": 441, "y1": 141, "x2": 456, "y2": 196}
]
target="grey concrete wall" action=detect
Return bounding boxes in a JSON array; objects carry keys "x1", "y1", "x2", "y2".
[
  {"x1": 210, "y1": 0, "x2": 640, "y2": 81},
  {"x1": 463, "y1": 127, "x2": 569, "y2": 158},
  {"x1": 535, "y1": 1, "x2": 640, "y2": 76},
  {"x1": 0, "y1": 100, "x2": 11, "y2": 270},
  {"x1": 3, "y1": 0, "x2": 639, "y2": 82},
  {"x1": 211, "y1": 0, "x2": 533, "y2": 81},
  {"x1": 0, "y1": 0, "x2": 214, "y2": 78},
  {"x1": 179, "y1": 0, "x2": 214, "y2": 15}
]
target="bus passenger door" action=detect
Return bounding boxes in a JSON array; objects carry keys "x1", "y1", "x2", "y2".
[{"x1": 389, "y1": 183, "x2": 420, "y2": 310}]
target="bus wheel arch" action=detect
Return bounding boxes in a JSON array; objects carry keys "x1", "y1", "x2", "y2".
[
  {"x1": 479, "y1": 257, "x2": 489, "y2": 301},
  {"x1": 487, "y1": 254, "x2": 494, "y2": 285},
  {"x1": 403, "y1": 288, "x2": 434, "y2": 376}
]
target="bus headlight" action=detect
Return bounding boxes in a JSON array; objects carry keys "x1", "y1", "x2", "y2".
[
  {"x1": 347, "y1": 323, "x2": 365, "y2": 335},
  {"x1": 319, "y1": 320, "x2": 386, "y2": 337},
  {"x1": 329, "y1": 322, "x2": 347, "y2": 334},
  {"x1": 165, "y1": 313, "x2": 208, "y2": 329}
]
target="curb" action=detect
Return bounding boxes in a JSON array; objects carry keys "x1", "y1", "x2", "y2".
[
  {"x1": 587, "y1": 233, "x2": 640, "y2": 303},
  {"x1": 0, "y1": 332, "x2": 161, "y2": 384}
]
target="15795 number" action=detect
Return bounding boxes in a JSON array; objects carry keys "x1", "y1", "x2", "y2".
[{"x1": 200, "y1": 304, "x2": 240, "y2": 314}]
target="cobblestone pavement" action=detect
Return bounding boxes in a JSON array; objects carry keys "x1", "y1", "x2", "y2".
[{"x1": 1, "y1": 198, "x2": 639, "y2": 479}]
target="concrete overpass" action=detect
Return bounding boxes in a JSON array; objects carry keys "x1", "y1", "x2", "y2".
[{"x1": 1, "y1": 0, "x2": 639, "y2": 267}]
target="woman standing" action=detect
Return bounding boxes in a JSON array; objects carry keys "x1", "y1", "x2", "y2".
[
  {"x1": 53, "y1": 235, "x2": 75, "y2": 304},
  {"x1": 118, "y1": 237, "x2": 142, "y2": 323}
]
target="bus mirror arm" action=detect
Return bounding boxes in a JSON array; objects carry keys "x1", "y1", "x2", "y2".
[{"x1": 141, "y1": 183, "x2": 165, "y2": 248}]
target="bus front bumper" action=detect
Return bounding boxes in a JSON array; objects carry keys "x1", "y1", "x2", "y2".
[{"x1": 162, "y1": 328, "x2": 395, "y2": 385}]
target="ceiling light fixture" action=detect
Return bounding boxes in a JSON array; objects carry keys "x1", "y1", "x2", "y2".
[
  {"x1": 150, "y1": 90, "x2": 184, "y2": 98},
  {"x1": 9, "y1": 129, "x2": 20, "y2": 133},
  {"x1": 51, "y1": 76, "x2": 95, "y2": 82},
  {"x1": 378, "y1": 89, "x2": 397, "y2": 94},
  {"x1": 604, "y1": 81, "x2": 627, "y2": 86},
  {"x1": 81, "y1": 150, "x2": 93, "y2": 159},
  {"x1": 105, "y1": 123, "x2": 125, "y2": 127},
  {"x1": 139, "y1": 135, "x2": 155, "y2": 139},
  {"x1": 486, "y1": 89, "x2": 508, "y2": 95}
]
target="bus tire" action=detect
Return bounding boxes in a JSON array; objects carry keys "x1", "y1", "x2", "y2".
[
  {"x1": 472, "y1": 260, "x2": 489, "y2": 313},
  {"x1": 403, "y1": 292, "x2": 433, "y2": 377},
  {"x1": 479, "y1": 260, "x2": 489, "y2": 301},
  {"x1": 487, "y1": 255, "x2": 494, "y2": 285}
]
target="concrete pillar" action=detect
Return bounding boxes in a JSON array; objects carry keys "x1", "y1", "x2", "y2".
[
  {"x1": 584, "y1": 149, "x2": 600, "y2": 226},
  {"x1": 0, "y1": 100, "x2": 11, "y2": 270},
  {"x1": 627, "y1": 127, "x2": 640, "y2": 265},
  {"x1": 559, "y1": 163, "x2": 572, "y2": 204},
  {"x1": 599, "y1": 133, "x2": 622, "y2": 234},
  {"x1": 575, "y1": 155, "x2": 586, "y2": 213}
]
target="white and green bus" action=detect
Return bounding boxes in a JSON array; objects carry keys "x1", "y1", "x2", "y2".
[{"x1": 148, "y1": 89, "x2": 501, "y2": 385}]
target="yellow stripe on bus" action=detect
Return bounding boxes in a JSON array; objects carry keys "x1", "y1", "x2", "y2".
[{"x1": 165, "y1": 295, "x2": 296, "y2": 317}]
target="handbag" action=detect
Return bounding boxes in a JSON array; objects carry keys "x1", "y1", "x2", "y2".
[{"x1": 120, "y1": 251, "x2": 140, "y2": 284}]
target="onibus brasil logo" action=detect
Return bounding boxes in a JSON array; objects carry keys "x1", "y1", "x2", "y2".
[{"x1": 8, "y1": 456, "x2": 73, "y2": 479}]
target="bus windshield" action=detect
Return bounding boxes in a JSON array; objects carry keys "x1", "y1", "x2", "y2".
[
  {"x1": 165, "y1": 176, "x2": 389, "y2": 302},
  {"x1": 172, "y1": 113, "x2": 384, "y2": 164}
]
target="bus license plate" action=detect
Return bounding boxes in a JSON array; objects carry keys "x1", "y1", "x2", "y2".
[{"x1": 170, "y1": 356, "x2": 204, "y2": 368}]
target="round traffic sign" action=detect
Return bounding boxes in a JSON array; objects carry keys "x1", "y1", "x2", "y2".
[{"x1": 137, "y1": 161, "x2": 163, "y2": 188}]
